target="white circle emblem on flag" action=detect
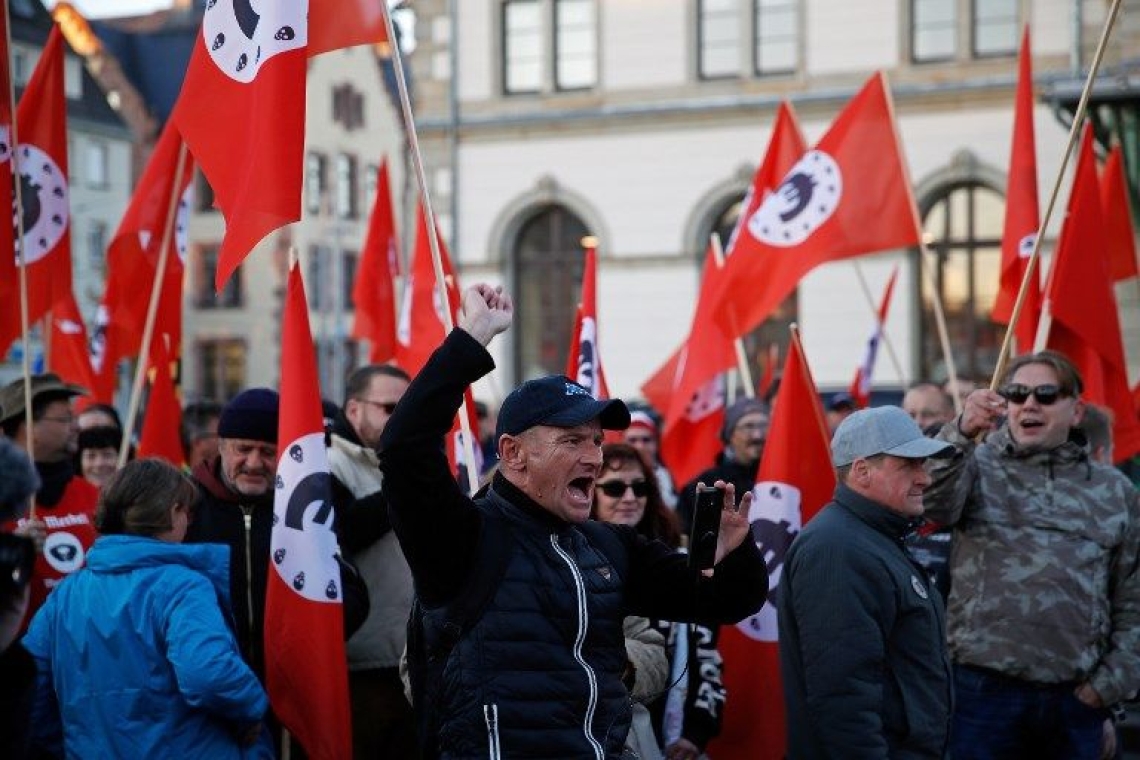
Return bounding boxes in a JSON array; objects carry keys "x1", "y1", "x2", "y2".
[
  {"x1": 13, "y1": 144, "x2": 69, "y2": 265},
  {"x1": 43, "y1": 531, "x2": 85, "y2": 575},
  {"x1": 271, "y1": 431, "x2": 342, "y2": 604},
  {"x1": 575, "y1": 317, "x2": 599, "y2": 394},
  {"x1": 203, "y1": 0, "x2": 307, "y2": 84},
  {"x1": 747, "y1": 150, "x2": 842, "y2": 248},
  {"x1": 734, "y1": 480, "x2": 803, "y2": 642},
  {"x1": 0, "y1": 126, "x2": 10, "y2": 166}
]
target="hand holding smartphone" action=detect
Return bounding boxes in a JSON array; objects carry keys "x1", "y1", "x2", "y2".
[{"x1": 688, "y1": 483, "x2": 723, "y2": 572}]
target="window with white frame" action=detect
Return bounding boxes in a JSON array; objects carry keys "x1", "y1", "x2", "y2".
[
  {"x1": 698, "y1": 0, "x2": 740, "y2": 79},
  {"x1": 502, "y1": 0, "x2": 597, "y2": 95},
  {"x1": 86, "y1": 221, "x2": 107, "y2": 270},
  {"x1": 306, "y1": 152, "x2": 327, "y2": 215},
  {"x1": 697, "y1": 0, "x2": 799, "y2": 80},
  {"x1": 63, "y1": 56, "x2": 82, "y2": 100},
  {"x1": 754, "y1": 0, "x2": 798, "y2": 75},
  {"x1": 911, "y1": 0, "x2": 1018, "y2": 63},
  {"x1": 335, "y1": 153, "x2": 358, "y2": 220},
  {"x1": 85, "y1": 142, "x2": 108, "y2": 188}
]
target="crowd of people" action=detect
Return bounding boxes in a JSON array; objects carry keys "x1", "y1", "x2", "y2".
[{"x1": 0, "y1": 280, "x2": 1137, "y2": 759}]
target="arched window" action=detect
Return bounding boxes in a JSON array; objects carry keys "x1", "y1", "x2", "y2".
[
  {"x1": 511, "y1": 204, "x2": 589, "y2": 380},
  {"x1": 916, "y1": 180, "x2": 1005, "y2": 383},
  {"x1": 709, "y1": 197, "x2": 797, "y2": 392}
]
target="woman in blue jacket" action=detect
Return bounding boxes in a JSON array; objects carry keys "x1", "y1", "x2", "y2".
[{"x1": 23, "y1": 458, "x2": 270, "y2": 759}]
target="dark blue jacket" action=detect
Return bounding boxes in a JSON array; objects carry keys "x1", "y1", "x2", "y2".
[
  {"x1": 777, "y1": 485, "x2": 952, "y2": 759},
  {"x1": 381, "y1": 329, "x2": 769, "y2": 759}
]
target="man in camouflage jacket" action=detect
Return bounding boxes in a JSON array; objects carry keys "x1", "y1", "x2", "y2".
[{"x1": 924, "y1": 351, "x2": 1140, "y2": 759}]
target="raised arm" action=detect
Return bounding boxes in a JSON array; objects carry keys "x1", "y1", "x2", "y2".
[
  {"x1": 923, "y1": 389, "x2": 1000, "y2": 525},
  {"x1": 379, "y1": 284, "x2": 513, "y2": 607}
]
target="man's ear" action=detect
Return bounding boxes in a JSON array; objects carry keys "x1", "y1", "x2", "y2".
[
  {"x1": 1071, "y1": 398, "x2": 1086, "y2": 428},
  {"x1": 498, "y1": 434, "x2": 525, "y2": 472}
]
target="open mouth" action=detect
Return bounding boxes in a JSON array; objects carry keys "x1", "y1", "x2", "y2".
[
  {"x1": 1019, "y1": 419, "x2": 1045, "y2": 432},
  {"x1": 568, "y1": 477, "x2": 593, "y2": 502}
]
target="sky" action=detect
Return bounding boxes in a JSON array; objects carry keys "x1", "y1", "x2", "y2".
[{"x1": 47, "y1": 0, "x2": 172, "y2": 19}]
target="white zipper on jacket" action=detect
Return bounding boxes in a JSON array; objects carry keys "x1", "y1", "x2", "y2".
[
  {"x1": 483, "y1": 704, "x2": 501, "y2": 760},
  {"x1": 242, "y1": 508, "x2": 255, "y2": 650},
  {"x1": 549, "y1": 533, "x2": 605, "y2": 760}
]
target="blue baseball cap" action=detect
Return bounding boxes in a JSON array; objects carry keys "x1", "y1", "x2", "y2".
[
  {"x1": 831, "y1": 406, "x2": 953, "y2": 467},
  {"x1": 495, "y1": 375, "x2": 630, "y2": 439}
]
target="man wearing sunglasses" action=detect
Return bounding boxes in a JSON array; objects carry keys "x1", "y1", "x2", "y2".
[
  {"x1": 380, "y1": 283, "x2": 768, "y2": 759},
  {"x1": 924, "y1": 350, "x2": 1140, "y2": 759},
  {"x1": 327, "y1": 363, "x2": 417, "y2": 758}
]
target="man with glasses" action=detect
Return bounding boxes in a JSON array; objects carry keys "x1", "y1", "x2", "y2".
[
  {"x1": 327, "y1": 363, "x2": 416, "y2": 758},
  {"x1": 0, "y1": 374, "x2": 98, "y2": 627},
  {"x1": 924, "y1": 350, "x2": 1140, "y2": 759}
]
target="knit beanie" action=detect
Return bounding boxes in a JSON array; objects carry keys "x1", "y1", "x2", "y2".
[
  {"x1": 627, "y1": 410, "x2": 659, "y2": 437},
  {"x1": 720, "y1": 397, "x2": 769, "y2": 443},
  {"x1": 218, "y1": 388, "x2": 280, "y2": 444}
]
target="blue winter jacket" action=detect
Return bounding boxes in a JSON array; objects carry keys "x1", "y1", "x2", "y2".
[{"x1": 22, "y1": 535, "x2": 270, "y2": 759}]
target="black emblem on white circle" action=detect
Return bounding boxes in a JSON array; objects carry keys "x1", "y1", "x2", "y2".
[
  {"x1": 12, "y1": 144, "x2": 68, "y2": 265},
  {"x1": 203, "y1": 0, "x2": 306, "y2": 84},
  {"x1": 44, "y1": 532, "x2": 85, "y2": 574},
  {"x1": 748, "y1": 150, "x2": 842, "y2": 247}
]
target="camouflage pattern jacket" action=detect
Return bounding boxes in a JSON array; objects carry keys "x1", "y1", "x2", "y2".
[{"x1": 924, "y1": 423, "x2": 1140, "y2": 704}]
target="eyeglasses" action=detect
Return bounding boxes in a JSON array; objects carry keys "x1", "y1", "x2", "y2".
[
  {"x1": 356, "y1": 399, "x2": 398, "y2": 415},
  {"x1": 39, "y1": 415, "x2": 74, "y2": 425},
  {"x1": 998, "y1": 384, "x2": 1068, "y2": 406},
  {"x1": 596, "y1": 480, "x2": 650, "y2": 499}
]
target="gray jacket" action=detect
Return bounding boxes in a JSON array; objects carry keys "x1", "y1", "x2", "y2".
[
  {"x1": 328, "y1": 432, "x2": 414, "y2": 670},
  {"x1": 924, "y1": 422, "x2": 1140, "y2": 704}
]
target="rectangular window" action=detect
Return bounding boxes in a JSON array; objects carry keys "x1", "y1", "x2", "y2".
[
  {"x1": 698, "y1": 0, "x2": 741, "y2": 79},
  {"x1": 63, "y1": 56, "x2": 82, "y2": 100},
  {"x1": 912, "y1": 0, "x2": 956, "y2": 62},
  {"x1": 195, "y1": 244, "x2": 243, "y2": 308},
  {"x1": 343, "y1": 251, "x2": 358, "y2": 306},
  {"x1": 11, "y1": 44, "x2": 36, "y2": 86},
  {"x1": 754, "y1": 0, "x2": 797, "y2": 75},
  {"x1": 306, "y1": 152, "x2": 327, "y2": 215},
  {"x1": 335, "y1": 154, "x2": 358, "y2": 220},
  {"x1": 554, "y1": 0, "x2": 595, "y2": 90},
  {"x1": 972, "y1": 0, "x2": 1017, "y2": 57},
  {"x1": 197, "y1": 338, "x2": 246, "y2": 402},
  {"x1": 85, "y1": 142, "x2": 108, "y2": 188},
  {"x1": 364, "y1": 164, "x2": 379, "y2": 211},
  {"x1": 307, "y1": 246, "x2": 325, "y2": 311},
  {"x1": 503, "y1": 0, "x2": 543, "y2": 94},
  {"x1": 86, "y1": 221, "x2": 107, "y2": 270}
]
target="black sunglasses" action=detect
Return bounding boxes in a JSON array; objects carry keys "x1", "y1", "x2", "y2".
[
  {"x1": 596, "y1": 480, "x2": 650, "y2": 499},
  {"x1": 998, "y1": 383, "x2": 1067, "y2": 406},
  {"x1": 357, "y1": 399, "x2": 399, "y2": 415}
]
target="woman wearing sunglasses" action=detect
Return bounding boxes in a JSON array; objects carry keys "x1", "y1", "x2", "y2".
[
  {"x1": 592, "y1": 443, "x2": 726, "y2": 760},
  {"x1": 923, "y1": 350, "x2": 1140, "y2": 759}
]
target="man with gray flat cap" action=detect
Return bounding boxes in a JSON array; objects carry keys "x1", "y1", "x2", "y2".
[
  {"x1": 778, "y1": 406, "x2": 954, "y2": 759},
  {"x1": 380, "y1": 283, "x2": 768, "y2": 759}
]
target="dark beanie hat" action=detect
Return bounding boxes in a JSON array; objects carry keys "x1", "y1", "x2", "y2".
[
  {"x1": 721, "y1": 397, "x2": 769, "y2": 443},
  {"x1": 218, "y1": 388, "x2": 279, "y2": 444}
]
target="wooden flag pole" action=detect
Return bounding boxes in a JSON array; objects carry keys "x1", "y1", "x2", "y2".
[
  {"x1": 119, "y1": 141, "x2": 189, "y2": 467},
  {"x1": 709, "y1": 233, "x2": 755, "y2": 398},
  {"x1": 991, "y1": 0, "x2": 1122, "y2": 386},
  {"x1": 788, "y1": 324, "x2": 830, "y2": 446},
  {"x1": 5, "y1": 0, "x2": 35, "y2": 501},
  {"x1": 381, "y1": 3, "x2": 480, "y2": 495},
  {"x1": 852, "y1": 261, "x2": 907, "y2": 388},
  {"x1": 917, "y1": 245, "x2": 963, "y2": 415}
]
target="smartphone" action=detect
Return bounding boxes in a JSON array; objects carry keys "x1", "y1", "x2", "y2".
[{"x1": 689, "y1": 484, "x2": 723, "y2": 571}]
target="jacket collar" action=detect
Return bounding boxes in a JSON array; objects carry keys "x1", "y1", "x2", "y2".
[
  {"x1": 832, "y1": 483, "x2": 918, "y2": 541},
  {"x1": 86, "y1": 534, "x2": 233, "y2": 608},
  {"x1": 191, "y1": 455, "x2": 273, "y2": 508}
]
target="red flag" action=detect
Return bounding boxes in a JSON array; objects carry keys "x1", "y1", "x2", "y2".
[
  {"x1": 991, "y1": 27, "x2": 1041, "y2": 353},
  {"x1": 654, "y1": 249, "x2": 734, "y2": 487},
  {"x1": 847, "y1": 266, "x2": 899, "y2": 408},
  {"x1": 711, "y1": 73, "x2": 921, "y2": 338},
  {"x1": 0, "y1": 27, "x2": 74, "y2": 353},
  {"x1": 1100, "y1": 144, "x2": 1138, "y2": 282},
  {"x1": 100, "y1": 121, "x2": 193, "y2": 376},
  {"x1": 757, "y1": 343, "x2": 779, "y2": 400},
  {"x1": 48, "y1": 294, "x2": 95, "y2": 392},
  {"x1": 352, "y1": 158, "x2": 400, "y2": 363},
  {"x1": 307, "y1": 0, "x2": 388, "y2": 58},
  {"x1": 707, "y1": 336, "x2": 834, "y2": 760},
  {"x1": 566, "y1": 242, "x2": 610, "y2": 399},
  {"x1": 1043, "y1": 124, "x2": 1140, "y2": 462},
  {"x1": 265, "y1": 263, "x2": 352, "y2": 759},
  {"x1": 394, "y1": 205, "x2": 460, "y2": 377},
  {"x1": 137, "y1": 337, "x2": 183, "y2": 466},
  {"x1": 171, "y1": 1, "x2": 308, "y2": 289}
]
